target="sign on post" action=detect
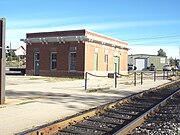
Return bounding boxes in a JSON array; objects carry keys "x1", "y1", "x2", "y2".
[{"x1": 0, "y1": 18, "x2": 6, "y2": 104}]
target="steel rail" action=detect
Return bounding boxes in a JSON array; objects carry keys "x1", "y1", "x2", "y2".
[
  {"x1": 113, "y1": 88, "x2": 180, "y2": 135},
  {"x1": 16, "y1": 80, "x2": 180, "y2": 135},
  {"x1": 16, "y1": 91, "x2": 145, "y2": 135}
]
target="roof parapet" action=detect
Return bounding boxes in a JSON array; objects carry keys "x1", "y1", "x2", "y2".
[{"x1": 21, "y1": 35, "x2": 129, "y2": 49}]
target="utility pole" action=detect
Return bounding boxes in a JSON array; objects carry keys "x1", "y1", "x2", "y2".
[
  {"x1": 179, "y1": 45, "x2": 180, "y2": 60},
  {"x1": 0, "y1": 18, "x2": 6, "y2": 104},
  {"x1": 178, "y1": 45, "x2": 180, "y2": 68},
  {"x1": 9, "y1": 42, "x2": 12, "y2": 66}
]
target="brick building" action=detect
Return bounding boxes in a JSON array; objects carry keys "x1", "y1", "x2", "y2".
[{"x1": 21, "y1": 29, "x2": 128, "y2": 78}]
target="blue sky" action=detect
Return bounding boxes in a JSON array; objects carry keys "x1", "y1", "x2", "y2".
[{"x1": 1, "y1": 0, "x2": 180, "y2": 58}]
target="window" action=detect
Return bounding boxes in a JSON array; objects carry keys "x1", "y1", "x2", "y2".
[
  {"x1": 104, "y1": 54, "x2": 108, "y2": 63},
  {"x1": 104, "y1": 54, "x2": 108, "y2": 71},
  {"x1": 34, "y1": 52, "x2": 40, "y2": 76},
  {"x1": 51, "y1": 52, "x2": 57, "y2": 70},
  {"x1": 94, "y1": 52, "x2": 98, "y2": 71},
  {"x1": 35, "y1": 52, "x2": 40, "y2": 61},
  {"x1": 94, "y1": 48, "x2": 98, "y2": 71},
  {"x1": 69, "y1": 52, "x2": 76, "y2": 70},
  {"x1": 114, "y1": 56, "x2": 120, "y2": 73},
  {"x1": 160, "y1": 58, "x2": 165, "y2": 63}
]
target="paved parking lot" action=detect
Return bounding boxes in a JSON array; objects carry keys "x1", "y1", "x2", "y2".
[{"x1": 0, "y1": 75, "x2": 171, "y2": 135}]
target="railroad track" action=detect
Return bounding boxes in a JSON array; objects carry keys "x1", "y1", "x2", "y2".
[
  {"x1": 132, "y1": 91, "x2": 180, "y2": 134},
  {"x1": 17, "y1": 80, "x2": 180, "y2": 135}
]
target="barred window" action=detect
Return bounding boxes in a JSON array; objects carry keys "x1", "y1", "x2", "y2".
[
  {"x1": 51, "y1": 52, "x2": 57, "y2": 70},
  {"x1": 69, "y1": 52, "x2": 76, "y2": 71}
]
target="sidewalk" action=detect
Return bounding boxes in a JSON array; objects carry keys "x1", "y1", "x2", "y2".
[{"x1": 0, "y1": 75, "x2": 170, "y2": 135}]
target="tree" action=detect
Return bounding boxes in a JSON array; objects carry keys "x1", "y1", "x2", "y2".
[
  {"x1": 169, "y1": 57, "x2": 179, "y2": 67},
  {"x1": 174, "y1": 58, "x2": 179, "y2": 67},
  {"x1": 169, "y1": 57, "x2": 175, "y2": 66},
  {"x1": 157, "y1": 49, "x2": 166, "y2": 57},
  {"x1": 6, "y1": 51, "x2": 18, "y2": 60}
]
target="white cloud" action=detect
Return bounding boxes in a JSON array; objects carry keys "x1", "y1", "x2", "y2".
[
  {"x1": 7, "y1": 18, "x2": 180, "y2": 30},
  {"x1": 5, "y1": 19, "x2": 180, "y2": 50},
  {"x1": 7, "y1": 17, "x2": 89, "y2": 29},
  {"x1": 129, "y1": 38, "x2": 180, "y2": 46}
]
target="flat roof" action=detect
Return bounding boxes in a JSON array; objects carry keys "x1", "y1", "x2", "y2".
[
  {"x1": 128, "y1": 54, "x2": 167, "y2": 57},
  {"x1": 21, "y1": 29, "x2": 129, "y2": 49}
]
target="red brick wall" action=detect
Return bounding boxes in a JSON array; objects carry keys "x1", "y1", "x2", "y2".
[
  {"x1": 27, "y1": 29, "x2": 86, "y2": 38},
  {"x1": 86, "y1": 31, "x2": 128, "y2": 46},
  {"x1": 26, "y1": 41, "x2": 85, "y2": 77},
  {"x1": 120, "y1": 49, "x2": 128, "y2": 72},
  {"x1": 85, "y1": 45, "x2": 114, "y2": 72},
  {"x1": 84, "y1": 42, "x2": 127, "y2": 73},
  {"x1": 26, "y1": 29, "x2": 128, "y2": 77}
]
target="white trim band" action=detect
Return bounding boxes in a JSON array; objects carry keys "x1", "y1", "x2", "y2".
[{"x1": 21, "y1": 35, "x2": 129, "y2": 49}]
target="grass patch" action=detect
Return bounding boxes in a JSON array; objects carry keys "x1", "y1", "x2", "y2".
[
  {"x1": 0, "y1": 106, "x2": 5, "y2": 108},
  {"x1": 123, "y1": 82, "x2": 134, "y2": 85},
  {"x1": 6, "y1": 60, "x2": 26, "y2": 68},
  {"x1": 122, "y1": 75, "x2": 134, "y2": 79},
  {"x1": 46, "y1": 77, "x2": 82, "y2": 82},
  {"x1": 29, "y1": 77, "x2": 40, "y2": 80},
  {"x1": 9, "y1": 83, "x2": 18, "y2": 85},
  {"x1": 29, "y1": 76, "x2": 82, "y2": 82},
  {"x1": 16, "y1": 101, "x2": 36, "y2": 105},
  {"x1": 86, "y1": 86, "x2": 111, "y2": 93}
]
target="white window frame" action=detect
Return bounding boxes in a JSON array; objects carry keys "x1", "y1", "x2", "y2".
[{"x1": 160, "y1": 58, "x2": 165, "y2": 63}]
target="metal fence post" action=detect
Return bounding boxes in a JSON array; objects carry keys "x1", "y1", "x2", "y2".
[
  {"x1": 154, "y1": 71, "x2": 156, "y2": 82},
  {"x1": 115, "y1": 72, "x2": 117, "y2": 88},
  {"x1": 85, "y1": 72, "x2": 88, "y2": 90},
  {"x1": 114, "y1": 63, "x2": 117, "y2": 88},
  {"x1": 134, "y1": 72, "x2": 136, "y2": 86},
  {"x1": 163, "y1": 71, "x2": 165, "y2": 80},
  {"x1": 141, "y1": 72, "x2": 143, "y2": 85},
  {"x1": 176, "y1": 71, "x2": 178, "y2": 76}
]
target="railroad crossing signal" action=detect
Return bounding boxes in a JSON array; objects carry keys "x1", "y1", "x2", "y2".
[{"x1": 0, "y1": 18, "x2": 6, "y2": 104}]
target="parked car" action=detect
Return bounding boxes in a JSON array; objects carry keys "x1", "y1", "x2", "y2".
[
  {"x1": 171, "y1": 66, "x2": 178, "y2": 71},
  {"x1": 163, "y1": 65, "x2": 171, "y2": 71},
  {"x1": 149, "y1": 64, "x2": 156, "y2": 71},
  {"x1": 128, "y1": 64, "x2": 133, "y2": 71}
]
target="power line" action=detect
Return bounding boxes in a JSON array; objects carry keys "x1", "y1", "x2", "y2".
[
  {"x1": 126, "y1": 34, "x2": 180, "y2": 41},
  {"x1": 129, "y1": 40, "x2": 180, "y2": 45}
]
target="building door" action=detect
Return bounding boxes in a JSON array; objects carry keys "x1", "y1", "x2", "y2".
[
  {"x1": 34, "y1": 52, "x2": 40, "y2": 76},
  {"x1": 94, "y1": 53, "x2": 98, "y2": 71},
  {"x1": 135, "y1": 58, "x2": 147, "y2": 70},
  {"x1": 114, "y1": 56, "x2": 120, "y2": 73}
]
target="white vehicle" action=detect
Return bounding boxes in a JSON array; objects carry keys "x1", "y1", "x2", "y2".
[{"x1": 163, "y1": 65, "x2": 171, "y2": 71}]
